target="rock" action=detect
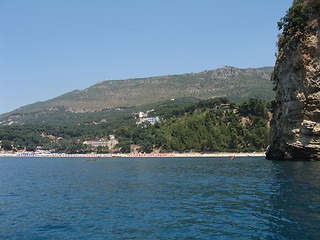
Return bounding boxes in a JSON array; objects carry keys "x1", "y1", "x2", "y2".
[{"x1": 266, "y1": 0, "x2": 320, "y2": 160}]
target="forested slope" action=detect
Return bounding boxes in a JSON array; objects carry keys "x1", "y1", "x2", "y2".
[{"x1": 0, "y1": 97, "x2": 271, "y2": 154}]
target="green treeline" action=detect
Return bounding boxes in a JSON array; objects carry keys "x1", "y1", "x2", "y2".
[
  {"x1": 0, "y1": 98, "x2": 271, "y2": 154},
  {"x1": 0, "y1": 118, "x2": 132, "y2": 154}
]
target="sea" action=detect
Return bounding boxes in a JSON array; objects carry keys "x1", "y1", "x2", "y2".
[{"x1": 0, "y1": 156, "x2": 319, "y2": 240}]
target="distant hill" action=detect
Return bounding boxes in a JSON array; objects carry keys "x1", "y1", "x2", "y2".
[{"x1": 0, "y1": 66, "x2": 274, "y2": 125}]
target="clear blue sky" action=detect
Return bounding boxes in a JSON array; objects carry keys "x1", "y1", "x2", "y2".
[{"x1": 0, "y1": 0, "x2": 292, "y2": 114}]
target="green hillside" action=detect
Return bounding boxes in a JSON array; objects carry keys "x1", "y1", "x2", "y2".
[{"x1": 0, "y1": 97, "x2": 271, "y2": 153}]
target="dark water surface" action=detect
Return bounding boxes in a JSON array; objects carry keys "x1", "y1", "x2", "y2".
[{"x1": 0, "y1": 157, "x2": 319, "y2": 239}]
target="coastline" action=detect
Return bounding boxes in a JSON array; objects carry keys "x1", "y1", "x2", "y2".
[{"x1": 0, "y1": 152, "x2": 266, "y2": 158}]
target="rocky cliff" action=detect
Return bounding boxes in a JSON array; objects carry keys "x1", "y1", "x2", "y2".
[{"x1": 266, "y1": 0, "x2": 320, "y2": 160}]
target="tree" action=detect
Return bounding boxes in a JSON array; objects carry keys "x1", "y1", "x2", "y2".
[
  {"x1": 239, "y1": 98, "x2": 268, "y2": 119},
  {"x1": 26, "y1": 143, "x2": 36, "y2": 152},
  {"x1": 116, "y1": 140, "x2": 131, "y2": 153},
  {"x1": 277, "y1": 0, "x2": 313, "y2": 49},
  {"x1": 2, "y1": 140, "x2": 12, "y2": 151},
  {"x1": 278, "y1": 1, "x2": 312, "y2": 35}
]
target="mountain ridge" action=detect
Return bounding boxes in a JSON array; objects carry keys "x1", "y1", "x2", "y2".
[{"x1": 0, "y1": 66, "x2": 274, "y2": 124}]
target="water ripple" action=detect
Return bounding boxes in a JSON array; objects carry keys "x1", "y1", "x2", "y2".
[{"x1": 0, "y1": 157, "x2": 319, "y2": 239}]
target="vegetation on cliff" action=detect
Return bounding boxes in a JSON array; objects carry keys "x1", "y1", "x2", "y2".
[{"x1": 277, "y1": 0, "x2": 320, "y2": 49}]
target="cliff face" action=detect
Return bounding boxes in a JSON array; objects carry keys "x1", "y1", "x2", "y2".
[{"x1": 266, "y1": 0, "x2": 320, "y2": 160}]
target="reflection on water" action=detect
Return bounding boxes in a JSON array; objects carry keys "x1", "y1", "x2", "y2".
[
  {"x1": 267, "y1": 161, "x2": 320, "y2": 239},
  {"x1": 0, "y1": 157, "x2": 319, "y2": 239}
]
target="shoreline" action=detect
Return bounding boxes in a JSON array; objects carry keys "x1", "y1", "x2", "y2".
[{"x1": 0, "y1": 152, "x2": 266, "y2": 158}]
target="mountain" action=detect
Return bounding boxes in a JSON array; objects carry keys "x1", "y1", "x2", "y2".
[{"x1": 0, "y1": 66, "x2": 274, "y2": 125}]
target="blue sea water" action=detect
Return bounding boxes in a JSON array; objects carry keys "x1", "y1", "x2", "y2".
[{"x1": 0, "y1": 157, "x2": 319, "y2": 240}]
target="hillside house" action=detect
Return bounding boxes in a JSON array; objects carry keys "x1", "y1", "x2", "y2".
[
  {"x1": 136, "y1": 111, "x2": 160, "y2": 125},
  {"x1": 83, "y1": 135, "x2": 118, "y2": 149}
]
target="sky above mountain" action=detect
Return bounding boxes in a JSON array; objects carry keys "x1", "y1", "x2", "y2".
[{"x1": 0, "y1": 0, "x2": 292, "y2": 114}]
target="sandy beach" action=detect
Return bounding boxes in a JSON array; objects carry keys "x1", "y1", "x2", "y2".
[{"x1": 0, "y1": 152, "x2": 266, "y2": 158}]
